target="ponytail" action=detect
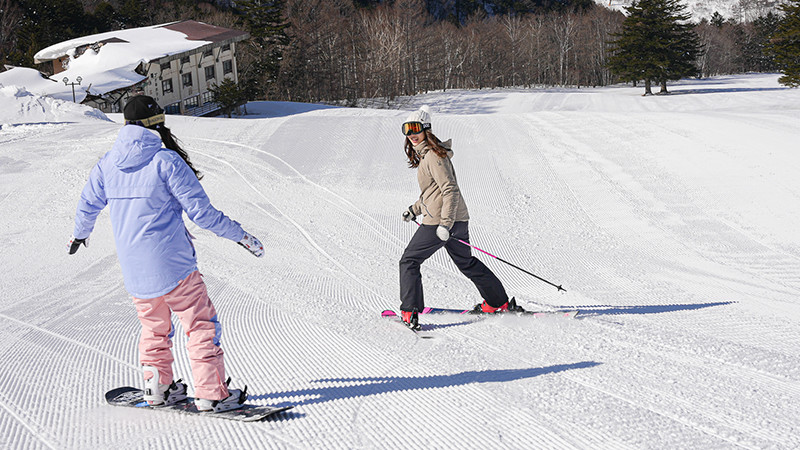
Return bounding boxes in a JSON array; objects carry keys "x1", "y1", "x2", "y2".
[{"x1": 152, "y1": 124, "x2": 203, "y2": 180}]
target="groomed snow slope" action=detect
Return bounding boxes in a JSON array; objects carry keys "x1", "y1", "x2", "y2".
[{"x1": 0, "y1": 74, "x2": 799, "y2": 449}]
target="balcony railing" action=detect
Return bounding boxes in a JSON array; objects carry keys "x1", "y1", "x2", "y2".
[{"x1": 184, "y1": 102, "x2": 221, "y2": 117}]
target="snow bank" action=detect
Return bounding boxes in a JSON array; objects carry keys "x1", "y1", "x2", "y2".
[
  {"x1": 0, "y1": 84, "x2": 110, "y2": 126},
  {"x1": 598, "y1": 0, "x2": 778, "y2": 21},
  {"x1": 238, "y1": 101, "x2": 340, "y2": 118}
]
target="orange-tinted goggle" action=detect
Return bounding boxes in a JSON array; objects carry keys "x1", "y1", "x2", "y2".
[{"x1": 402, "y1": 121, "x2": 429, "y2": 136}]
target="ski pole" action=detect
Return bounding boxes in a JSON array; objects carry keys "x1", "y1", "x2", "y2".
[{"x1": 412, "y1": 219, "x2": 565, "y2": 292}]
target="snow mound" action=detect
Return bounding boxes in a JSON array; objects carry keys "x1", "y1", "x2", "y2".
[
  {"x1": 0, "y1": 84, "x2": 110, "y2": 126},
  {"x1": 598, "y1": 0, "x2": 779, "y2": 21},
  {"x1": 239, "y1": 100, "x2": 340, "y2": 118}
]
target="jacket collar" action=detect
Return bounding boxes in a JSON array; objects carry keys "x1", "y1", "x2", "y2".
[{"x1": 414, "y1": 138, "x2": 454, "y2": 158}]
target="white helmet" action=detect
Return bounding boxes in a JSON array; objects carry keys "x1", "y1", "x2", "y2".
[{"x1": 404, "y1": 105, "x2": 431, "y2": 129}]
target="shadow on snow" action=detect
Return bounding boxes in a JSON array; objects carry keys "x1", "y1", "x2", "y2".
[
  {"x1": 252, "y1": 361, "x2": 601, "y2": 412},
  {"x1": 564, "y1": 301, "x2": 735, "y2": 317}
]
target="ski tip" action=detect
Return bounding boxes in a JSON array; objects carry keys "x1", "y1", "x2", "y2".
[{"x1": 381, "y1": 310, "x2": 397, "y2": 317}]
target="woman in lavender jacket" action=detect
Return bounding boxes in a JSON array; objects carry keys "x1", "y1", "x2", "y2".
[{"x1": 69, "y1": 95, "x2": 263, "y2": 413}]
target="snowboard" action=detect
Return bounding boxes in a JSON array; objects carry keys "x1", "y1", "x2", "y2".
[{"x1": 105, "y1": 386, "x2": 292, "y2": 422}]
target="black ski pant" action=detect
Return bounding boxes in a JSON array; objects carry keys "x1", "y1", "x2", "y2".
[{"x1": 399, "y1": 221, "x2": 508, "y2": 312}]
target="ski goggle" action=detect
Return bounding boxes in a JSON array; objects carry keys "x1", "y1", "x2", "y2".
[{"x1": 402, "y1": 121, "x2": 429, "y2": 136}]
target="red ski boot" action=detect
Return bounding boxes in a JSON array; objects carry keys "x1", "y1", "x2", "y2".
[{"x1": 400, "y1": 311, "x2": 420, "y2": 330}]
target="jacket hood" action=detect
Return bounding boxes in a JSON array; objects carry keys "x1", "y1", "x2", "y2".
[
  {"x1": 110, "y1": 125, "x2": 163, "y2": 170},
  {"x1": 414, "y1": 138, "x2": 453, "y2": 158}
]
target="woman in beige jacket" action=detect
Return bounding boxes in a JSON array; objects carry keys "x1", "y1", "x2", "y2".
[{"x1": 398, "y1": 106, "x2": 518, "y2": 329}]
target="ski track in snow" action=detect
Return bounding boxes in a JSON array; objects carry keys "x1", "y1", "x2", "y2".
[
  {"x1": 1, "y1": 74, "x2": 800, "y2": 448},
  {"x1": 189, "y1": 137, "x2": 413, "y2": 304}
]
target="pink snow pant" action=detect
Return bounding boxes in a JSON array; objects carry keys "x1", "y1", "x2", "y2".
[{"x1": 133, "y1": 271, "x2": 229, "y2": 401}]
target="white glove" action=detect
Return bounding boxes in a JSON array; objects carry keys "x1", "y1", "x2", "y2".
[
  {"x1": 402, "y1": 206, "x2": 416, "y2": 222},
  {"x1": 436, "y1": 225, "x2": 450, "y2": 241},
  {"x1": 238, "y1": 231, "x2": 264, "y2": 258}
]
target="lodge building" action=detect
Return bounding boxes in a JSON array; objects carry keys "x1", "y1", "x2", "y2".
[{"x1": 32, "y1": 20, "x2": 249, "y2": 117}]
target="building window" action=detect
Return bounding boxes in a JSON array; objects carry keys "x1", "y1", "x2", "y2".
[
  {"x1": 165, "y1": 102, "x2": 180, "y2": 115},
  {"x1": 111, "y1": 101, "x2": 121, "y2": 113},
  {"x1": 222, "y1": 44, "x2": 231, "y2": 52},
  {"x1": 180, "y1": 55, "x2": 190, "y2": 64},
  {"x1": 162, "y1": 78, "x2": 173, "y2": 94},
  {"x1": 203, "y1": 49, "x2": 212, "y2": 59},
  {"x1": 223, "y1": 60, "x2": 233, "y2": 75},
  {"x1": 184, "y1": 95, "x2": 199, "y2": 109},
  {"x1": 182, "y1": 73, "x2": 192, "y2": 87},
  {"x1": 204, "y1": 66, "x2": 215, "y2": 80},
  {"x1": 160, "y1": 61, "x2": 171, "y2": 71}
]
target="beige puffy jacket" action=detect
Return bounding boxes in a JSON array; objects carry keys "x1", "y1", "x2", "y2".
[{"x1": 410, "y1": 139, "x2": 470, "y2": 229}]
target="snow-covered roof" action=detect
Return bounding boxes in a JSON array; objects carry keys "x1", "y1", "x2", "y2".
[{"x1": 0, "y1": 20, "x2": 247, "y2": 103}]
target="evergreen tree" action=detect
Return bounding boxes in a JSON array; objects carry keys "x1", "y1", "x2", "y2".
[
  {"x1": 1, "y1": 0, "x2": 23, "y2": 67},
  {"x1": 11, "y1": 0, "x2": 91, "y2": 67},
  {"x1": 741, "y1": 12, "x2": 779, "y2": 73},
  {"x1": 209, "y1": 78, "x2": 247, "y2": 117},
  {"x1": 607, "y1": 0, "x2": 699, "y2": 95},
  {"x1": 89, "y1": 2, "x2": 123, "y2": 33},
  {"x1": 660, "y1": 1, "x2": 700, "y2": 92},
  {"x1": 118, "y1": 0, "x2": 154, "y2": 28},
  {"x1": 770, "y1": 0, "x2": 800, "y2": 87},
  {"x1": 710, "y1": 11, "x2": 725, "y2": 28},
  {"x1": 234, "y1": 0, "x2": 289, "y2": 99}
]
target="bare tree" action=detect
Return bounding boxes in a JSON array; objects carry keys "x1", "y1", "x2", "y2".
[
  {"x1": 695, "y1": 20, "x2": 740, "y2": 77},
  {"x1": 432, "y1": 21, "x2": 470, "y2": 91},
  {"x1": 584, "y1": 7, "x2": 622, "y2": 86},
  {"x1": 550, "y1": 13, "x2": 577, "y2": 86},
  {"x1": 501, "y1": 15, "x2": 525, "y2": 86},
  {"x1": 524, "y1": 14, "x2": 551, "y2": 86}
]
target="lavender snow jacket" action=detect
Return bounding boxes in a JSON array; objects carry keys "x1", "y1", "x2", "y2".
[{"x1": 73, "y1": 125, "x2": 244, "y2": 299}]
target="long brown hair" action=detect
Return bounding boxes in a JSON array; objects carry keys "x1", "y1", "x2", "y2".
[
  {"x1": 151, "y1": 123, "x2": 203, "y2": 180},
  {"x1": 404, "y1": 130, "x2": 449, "y2": 168}
]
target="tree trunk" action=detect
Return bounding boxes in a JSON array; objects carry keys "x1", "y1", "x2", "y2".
[
  {"x1": 643, "y1": 79, "x2": 653, "y2": 95},
  {"x1": 659, "y1": 80, "x2": 669, "y2": 94}
]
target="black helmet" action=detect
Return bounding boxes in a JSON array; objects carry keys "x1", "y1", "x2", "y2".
[{"x1": 123, "y1": 95, "x2": 165, "y2": 128}]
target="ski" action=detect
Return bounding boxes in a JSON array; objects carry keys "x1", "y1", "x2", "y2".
[
  {"x1": 382, "y1": 307, "x2": 579, "y2": 319},
  {"x1": 422, "y1": 307, "x2": 579, "y2": 318},
  {"x1": 105, "y1": 387, "x2": 292, "y2": 422}
]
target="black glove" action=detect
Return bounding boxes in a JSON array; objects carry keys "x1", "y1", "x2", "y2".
[
  {"x1": 68, "y1": 236, "x2": 88, "y2": 255},
  {"x1": 401, "y1": 206, "x2": 416, "y2": 222}
]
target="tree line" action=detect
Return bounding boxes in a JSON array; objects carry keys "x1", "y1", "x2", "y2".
[
  {"x1": 278, "y1": 0, "x2": 620, "y2": 103},
  {"x1": 1, "y1": 0, "x2": 797, "y2": 105}
]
